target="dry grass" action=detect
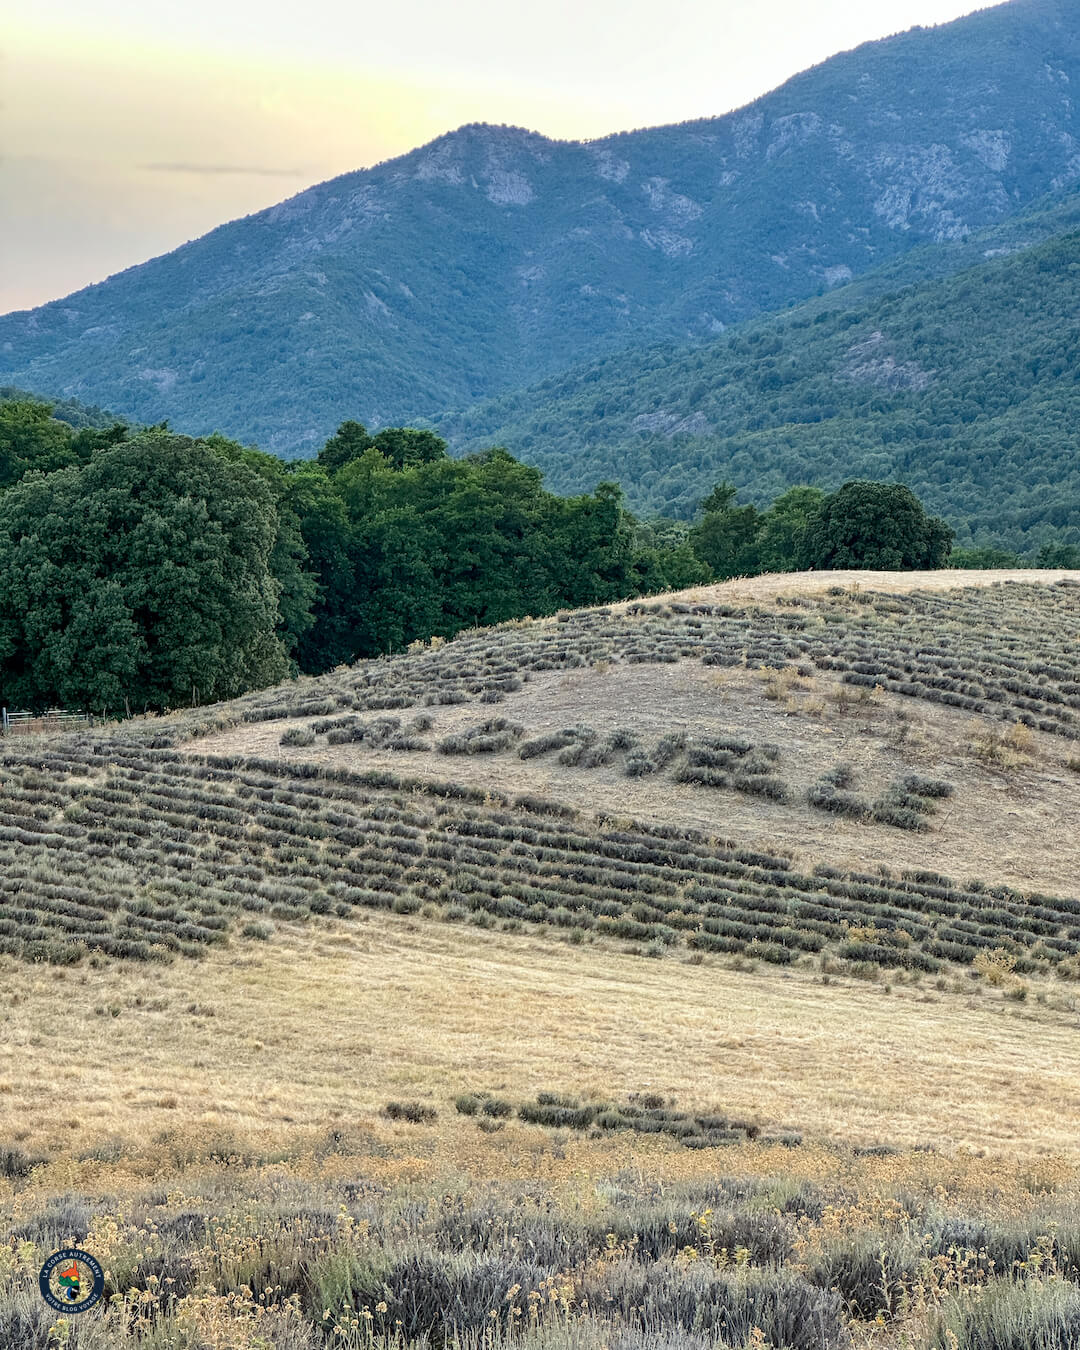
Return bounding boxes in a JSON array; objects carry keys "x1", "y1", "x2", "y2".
[
  {"x1": 604, "y1": 567, "x2": 1080, "y2": 612},
  {"x1": 195, "y1": 659, "x2": 1080, "y2": 898},
  {"x1": 3, "y1": 911, "x2": 1080, "y2": 1162},
  {"x1": 4, "y1": 571, "x2": 1080, "y2": 1349}
]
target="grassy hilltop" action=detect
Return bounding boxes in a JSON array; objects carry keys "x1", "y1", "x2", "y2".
[{"x1": 3, "y1": 569, "x2": 1080, "y2": 1347}]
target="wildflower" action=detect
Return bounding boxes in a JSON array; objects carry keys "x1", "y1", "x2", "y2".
[{"x1": 376, "y1": 1301, "x2": 388, "y2": 1314}]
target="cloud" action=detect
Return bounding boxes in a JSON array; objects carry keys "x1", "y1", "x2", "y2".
[{"x1": 140, "y1": 162, "x2": 308, "y2": 176}]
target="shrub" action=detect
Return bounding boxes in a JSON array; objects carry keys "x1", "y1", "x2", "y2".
[
  {"x1": 652, "y1": 732, "x2": 688, "y2": 767},
  {"x1": 974, "y1": 947, "x2": 1018, "y2": 986},
  {"x1": 481, "y1": 1097, "x2": 513, "y2": 1118},
  {"x1": 733, "y1": 773, "x2": 791, "y2": 802},
  {"x1": 518, "y1": 1102, "x2": 596, "y2": 1129},
  {"x1": 280, "y1": 726, "x2": 316, "y2": 747},
  {"x1": 871, "y1": 799, "x2": 930, "y2": 832},
  {"x1": 240, "y1": 920, "x2": 273, "y2": 940},
  {"x1": 0, "y1": 1147, "x2": 46, "y2": 1178},
  {"x1": 803, "y1": 1226, "x2": 925, "y2": 1320},
  {"x1": 438, "y1": 719, "x2": 523, "y2": 755},
  {"x1": 746, "y1": 940, "x2": 796, "y2": 965},
  {"x1": 807, "y1": 782, "x2": 871, "y2": 819},
  {"x1": 820, "y1": 762, "x2": 856, "y2": 790},
  {"x1": 936, "y1": 1274, "x2": 1080, "y2": 1350},
  {"x1": 383, "y1": 1100, "x2": 437, "y2": 1124},
  {"x1": 519, "y1": 731, "x2": 576, "y2": 760},
  {"x1": 901, "y1": 773, "x2": 954, "y2": 799}
]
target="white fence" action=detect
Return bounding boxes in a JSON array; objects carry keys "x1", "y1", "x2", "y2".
[{"x1": 1, "y1": 707, "x2": 93, "y2": 736}]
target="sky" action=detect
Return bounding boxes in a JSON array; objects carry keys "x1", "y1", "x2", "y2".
[{"x1": 4, "y1": 0, "x2": 988, "y2": 314}]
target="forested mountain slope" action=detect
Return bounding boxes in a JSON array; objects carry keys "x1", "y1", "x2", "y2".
[
  {"x1": 0, "y1": 384, "x2": 120, "y2": 431},
  {"x1": 442, "y1": 197, "x2": 1080, "y2": 551},
  {"x1": 3, "y1": 0, "x2": 1080, "y2": 452}
]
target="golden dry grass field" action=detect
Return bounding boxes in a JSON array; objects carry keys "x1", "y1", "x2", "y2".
[
  {"x1": 1, "y1": 568, "x2": 1078, "y2": 1158},
  {"x1": 3, "y1": 909, "x2": 1080, "y2": 1162},
  {"x1": 4, "y1": 571, "x2": 1080, "y2": 1349}
]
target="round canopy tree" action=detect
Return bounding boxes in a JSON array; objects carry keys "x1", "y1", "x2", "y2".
[
  {"x1": 804, "y1": 481, "x2": 953, "y2": 571},
  {"x1": 0, "y1": 433, "x2": 291, "y2": 712}
]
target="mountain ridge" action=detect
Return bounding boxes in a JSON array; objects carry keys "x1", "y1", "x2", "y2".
[{"x1": 4, "y1": 0, "x2": 1080, "y2": 451}]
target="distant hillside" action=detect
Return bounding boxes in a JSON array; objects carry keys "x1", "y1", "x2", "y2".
[
  {"x1": 0, "y1": 385, "x2": 122, "y2": 432},
  {"x1": 441, "y1": 194, "x2": 1080, "y2": 551},
  {"x1": 4, "y1": 0, "x2": 1080, "y2": 452}
]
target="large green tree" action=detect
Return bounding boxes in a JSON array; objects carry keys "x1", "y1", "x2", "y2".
[
  {"x1": 805, "y1": 481, "x2": 953, "y2": 570},
  {"x1": 0, "y1": 433, "x2": 293, "y2": 711},
  {"x1": 687, "y1": 482, "x2": 763, "y2": 580},
  {"x1": 317, "y1": 420, "x2": 372, "y2": 475},
  {"x1": 752, "y1": 486, "x2": 826, "y2": 573}
]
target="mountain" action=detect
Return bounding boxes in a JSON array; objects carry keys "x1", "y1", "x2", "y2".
[
  {"x1": 4, "y1": 0, "x2": 1080, "y2": 453},
  {"x1": 440, "y1": 190, "x2": 1080, "y2": 551}
]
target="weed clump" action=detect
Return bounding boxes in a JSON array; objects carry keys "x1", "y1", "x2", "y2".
[
  {"x1": 438, "y1": 718, "x2": 523, "y2": 755},
  {"x1": 280, "y1": 726, "x2": 316, "y2": 747},
  {"x1": 383, "y1": 1100, "x2": 437, "y2": 1124}
]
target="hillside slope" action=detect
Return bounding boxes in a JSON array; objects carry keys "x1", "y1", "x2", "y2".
[
  {"x1": 442, "y1": 200, "x2": 1080, "y2": 549},
  {"x1": 3, "y1": 570, "x2": 1077, "y2": 954},
  {"x1": 4, "y1": 0, "x2": 1080, "y2": 451},
  {"x1": 2, "y1": 571, "x2": 1080, "y2": 1175}
]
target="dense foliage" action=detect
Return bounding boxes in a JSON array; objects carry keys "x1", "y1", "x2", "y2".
[
  {"x1": 446, "y1": 207, "x2": 1080, "y2": 553},
  {"x1": 684, "y1": 479, "x2": 953, "y2": 578},
  {"x1": 0, "y1": 404, "x2": 706, "y2": 711},
  {"x1": 3, "y1": 2, "x2": 1080, "y2": 450},
  {"x1": 0, "y1": 436, "x2": 296, "y2": 712},
  {"x1": 0, "y1": 396, "x2": 128, "y2": 489},
  {"x1": 805, "y1": 482, "x2": 953, "y2": 571}
]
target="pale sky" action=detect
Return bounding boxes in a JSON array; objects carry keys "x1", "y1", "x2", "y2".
[{"x1": 4, "y1": 0, "x2": 988, "y2": 314}]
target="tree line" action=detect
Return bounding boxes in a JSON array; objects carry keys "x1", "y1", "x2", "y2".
[
  {"x1": 0, "y1": 396, "x2": 1040, "y2": 715},
  {"x1": 443, "y1": 222, "x2": 1080, "y2": 557}
]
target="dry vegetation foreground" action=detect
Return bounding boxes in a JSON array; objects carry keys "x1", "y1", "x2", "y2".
[
  {"x1": 5, "y1": 912, "x2": 1080, "y2": 1161},
  {"x1": 7, "y1": 915, "x2": 1080, "y2": 1347},
  {"x1": 4, "y1": 572, "x2": 1080, "y2": 1348}
]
